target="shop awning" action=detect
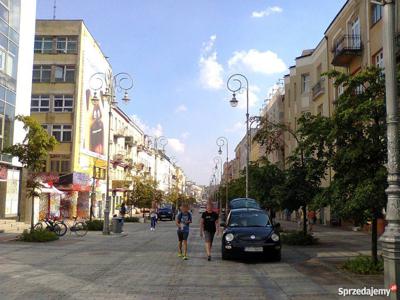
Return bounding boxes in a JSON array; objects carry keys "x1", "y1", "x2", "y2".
[{"x1": 40, "y1": 183, "x2": 64, "y2": 195}]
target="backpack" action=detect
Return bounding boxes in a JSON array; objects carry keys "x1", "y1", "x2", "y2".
[{"x1": 120, "y1": 205, "x2": 127, "y2": 215}]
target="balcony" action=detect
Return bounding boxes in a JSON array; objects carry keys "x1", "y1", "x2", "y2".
[
  {"x1": 311, "y1": 78, "x2": 325, "y2": 100},
  {"x1": 113, "y1": 152, "x2": 125, "y2": 162},
  {"x1": 125, "y1": 136, "x2": 136, "y2": 147},
  {"x1": 113, "y1": 127, "x2": 128, "y2": 138},
  {"x1": 331, "y1": 34, "x2": 362, "y2": 66}
]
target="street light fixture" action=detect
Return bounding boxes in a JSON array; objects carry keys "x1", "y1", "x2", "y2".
[
  {"x1": 89, "y1": 70, "x2": 134, "y2": 235},
  {"x1": 227, "y1": 73, "x2": 250, "y2": 198},
  {"x1": 216, "y1": 136, "x2": 229, "y2": 213},
  {"x1": 214, "y1": 156, "x2": 223, "y2": 213}
]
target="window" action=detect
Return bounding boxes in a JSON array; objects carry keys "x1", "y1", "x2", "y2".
[
  {"x1": 54, "y1": 65, "x2": 75, "y2": 82},
  {"x1": 56, "y1": 36, "x2": 77, "y2": 54},
  {"x1": 50, "y1": 160, "x2": 70, "y2": 174},
  {"x1": 34, "y1": 36, "x2": 53, "y2": 53},
  {"x1": 32, "y1": 65, "x2": 51, "y2": 83},
  {"x1": 41, "y1": 124, "x2": 48, "y2": 132},
  {"x1": 317, "y1": 104, "x2": 323, "y2": 116},
  {"x1": 31, "y1": 95, "x2": 50, "y2": 112},
  {"x1": 51, "y1": 125, "x2": 72, "y2": 142},
  {"x1": 375, "y1": 50, "x2": 384, "y2": 69},
  {"x1": 0, "y1": 48, "x2": 5, "y2": 71},
  {"x1": 372, "y1": 4, "x2": 382, "y2": 25},
  {"x1": 0, "y1": 3, "x2": 9, "y2": 22},
  {"x1": 337, "y1": 83, "x2": 344, "y2": 97},
  {"x1": 54, "y1": 95, "x2": 73, "y2": 112},
  {"x1": 301, "y1": 74, "x2": 310, "y2": 93}
]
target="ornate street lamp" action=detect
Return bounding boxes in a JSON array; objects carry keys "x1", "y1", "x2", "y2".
[
  {"x1": 216, "y1": 136, "x2": 229, "y2": 213},
  {"x1": 90, "y1": 70, "x2": 134, "y2": 235},
  {"x1": 227, "y1": 73, "x2": 250, "y2": 198}
]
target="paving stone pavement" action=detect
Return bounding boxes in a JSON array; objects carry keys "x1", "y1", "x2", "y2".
[{"x1": 0, "y1": 214, "x2": 387, "y2": 300}]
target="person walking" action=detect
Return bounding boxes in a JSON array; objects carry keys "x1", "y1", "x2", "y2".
[
  {"x1": 176, "y1": 203, "x2": 192, "y2": 260},
  {"x1": 200, "y1": 202, "x2": 219, "y2": 261},
  {"x1": 150, "y1": 209, "x2": 158, "y2": 231},
  {"x1": 119, "y1": 202, "x2": 127, "y2": 231}
]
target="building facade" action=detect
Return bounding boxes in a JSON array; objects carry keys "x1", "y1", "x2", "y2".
[
  {"x1": 0, "y1": 0, "x2": 36, "y2": 222},
  {"x1": 31, "y1": 20, "x2": 112, "y2": 222}
]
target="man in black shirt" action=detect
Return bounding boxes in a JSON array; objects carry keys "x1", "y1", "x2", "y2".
[{"x1": 200, "y1": 202, "x2": 220, "y2": 261}]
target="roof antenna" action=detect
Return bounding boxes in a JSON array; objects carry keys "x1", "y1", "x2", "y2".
[{"x1": 53, "y1": 0, "x2": 57, "y2": 20}]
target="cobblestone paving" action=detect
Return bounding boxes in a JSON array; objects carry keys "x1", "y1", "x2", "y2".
[{"x1": 0, "y1": 215, "x2": 386, "y2": 300}]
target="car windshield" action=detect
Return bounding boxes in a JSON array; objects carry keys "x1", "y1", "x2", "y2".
[{"x1": 229, "y1": 211, "x2": 271, "y2": 227}]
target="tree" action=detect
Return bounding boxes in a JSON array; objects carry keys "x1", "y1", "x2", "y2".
[
  {"x1": 298, "y1": 67, "x2": 387, "y2": 263},
  {"x1": 1, "y1": 115, "x2": 57, "y2": 230},
  {"x1": 248, "y1": 159, "x2": 285, "y2": 210},
  {"x1": 255, "y1": 118, "x2": 326, "y2": 235},
  {"x1": 128, "y1": 175, "x2": 158, "y2": 209}
]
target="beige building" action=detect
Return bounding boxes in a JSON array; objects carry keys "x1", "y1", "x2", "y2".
[{"x1": 31, "y1": 20, "x2": 113, "y2": 221}]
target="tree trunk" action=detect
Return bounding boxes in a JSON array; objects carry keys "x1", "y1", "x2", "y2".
[
  {"x1": 30, "y1": 192, "x2": 35, "y2": 232},
  {"x1": 302, "y1": 205, "x2": 307, "y2": 235},
  {"x1": 371, "y1": 214, "x2": 378, "y2": 264}
]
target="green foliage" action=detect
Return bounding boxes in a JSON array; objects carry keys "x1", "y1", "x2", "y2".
[
  {"x1": 18, "y1": 229, "x2": 59, "y2": 242},
  {"x1": 342, "y1": 256, "x2": 383, "y2": 275},
  {"x1": 298, "y1": 67, "x2": 388, "y2": 260},
  {"x1": 124, "y1": 217, "x2": 140, "y2": 222},
  {"x1": 127, "y1": 175, "x2": 160, "y2": 208},
  {"x1": 86, "y1": 220, "x2": 104, "y2": 231},
  {"x1": 2, "y1": 115, "x2": 58, "y2": 173},
  {"x1": 281, "y1": 231, "x2": 318, "y2": 245},
  {"x1": 248, "y1": 160, "x2": 285, "y2": 209}
]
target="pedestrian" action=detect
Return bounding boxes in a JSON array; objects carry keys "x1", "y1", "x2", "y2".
[
  {"x1": 150, "y1": 209, "x2": 158, "y2": 231},
  {"x1": 119, "y1": 202, "x2": 127, "y2": 231},
  {"x1": 200, "y1": 202, "x2": 219, "y2": 261},
  {"x1": 308, "y1": 209, "x2": 316, "y2": 232},
  {"x1": 176, "y1": 203, "x2": 192, "y2": 260}
]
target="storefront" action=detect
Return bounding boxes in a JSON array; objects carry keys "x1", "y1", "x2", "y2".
[{"x1": 0, "y1": 164, "x2": 21, "y2": 219}]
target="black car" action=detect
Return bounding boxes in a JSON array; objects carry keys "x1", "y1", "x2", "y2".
[
  {"x1": 221, "y1": 208, "x2": 281, "y2": 261},
  {"x1": 157, "y1": 207, "x2": 174, "y2": 221}
]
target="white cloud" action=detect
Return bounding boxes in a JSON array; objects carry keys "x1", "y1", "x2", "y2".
[
  {"x1": 175, "y1": 104, "x2": 188, "y2": 113},
  {"x1": 168, "y1": 138, "x2": 185, "y2": 153},
  {"x1": 199, "y1": 35, "x2": 224, "y2": 90},
  {"x1": 225, "y1": 121, "x2": 245, "y2": 133},
  {"x1": 228, "y1": 49, "x2": 286, "y2": 75},
  {"x1": 131, "y1": 114, "x2": 164, "y2": 137},
  {"x1": 252, "y1": 6, "x2": 283, "y2": 18},
  {"x1": 181, "y1": 131, "x2": 190, "y2": 139}
]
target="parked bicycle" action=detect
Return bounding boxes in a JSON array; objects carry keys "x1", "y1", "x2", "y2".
[
  {"x1": 34, "y1": 217, "x2": 68, "y2": 237},
  {"x1": 68, "y1": 216, "x2": 88, "y2": 237}
]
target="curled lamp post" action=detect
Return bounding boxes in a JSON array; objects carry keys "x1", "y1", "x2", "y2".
[
  {"x1": 227, "y1": 73, "x2": 249, "y2": 198},
  {"x1": 153, "y1": 136, "x2": 168, "y2": 183},
  {"x1": 214, "y1": 156, "x2": 223, "y2": 213},
  {"x1": 90, "y1": 71, "x2": 134, "y2": 235},
  {"x1": 217, "y1": 136, "x2": 229, "y2": 213}
]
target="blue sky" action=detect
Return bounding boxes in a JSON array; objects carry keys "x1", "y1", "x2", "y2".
[{"x1": 37, "y1": 0, "x2": 346, "y2": 185}]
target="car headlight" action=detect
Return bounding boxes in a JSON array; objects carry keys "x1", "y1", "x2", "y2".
[
  {"x1": 225, "y1": 233, "x2": 234, "y2": 242},
  {"x1": 271, "y1": 233, "x2": 280, "y2": 242}
]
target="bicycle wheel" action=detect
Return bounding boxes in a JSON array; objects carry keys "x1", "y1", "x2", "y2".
[
  {"x1": 33, "y1": 222, "x2": 43, "y2": 231},
  {"x1": 74, "y1": 222, "x2": 88, "y2": 237},
  {"x1": 54, "y1": 222, "x2": 67, "y2": 236}
]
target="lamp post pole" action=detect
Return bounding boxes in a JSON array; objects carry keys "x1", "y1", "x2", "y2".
[
  {"x1": 217, "y1": 137, "x2": 229, "y2": 213},
  {"x1": 90, "y1": 71, "x2": 133, "y2": 235},
  {"x1": 214, "y1": 156, "x2": 223, "y2": 212},
  {"x1": 227, "y1": 73, "x2": 250, "y2": 198},
  {"x1": 379, "y1": 0, "x2": 400, "y2": 298}
]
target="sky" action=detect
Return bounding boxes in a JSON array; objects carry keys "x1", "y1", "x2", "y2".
[{"x1": 36, "y1": 0, "x2": 346, "y2": 185}]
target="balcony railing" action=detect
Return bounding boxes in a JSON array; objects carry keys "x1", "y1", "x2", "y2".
[
  {"x1": 311, "y1": 77, "x2": 325, "y2": 100},
  {"x1": 331, "y1": 34, "x2": 362, "y2": 66}
]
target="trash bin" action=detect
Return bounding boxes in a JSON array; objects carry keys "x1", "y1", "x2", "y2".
[{"x1": 112, "y1": 217, "x2": 123, "y2": 233}]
